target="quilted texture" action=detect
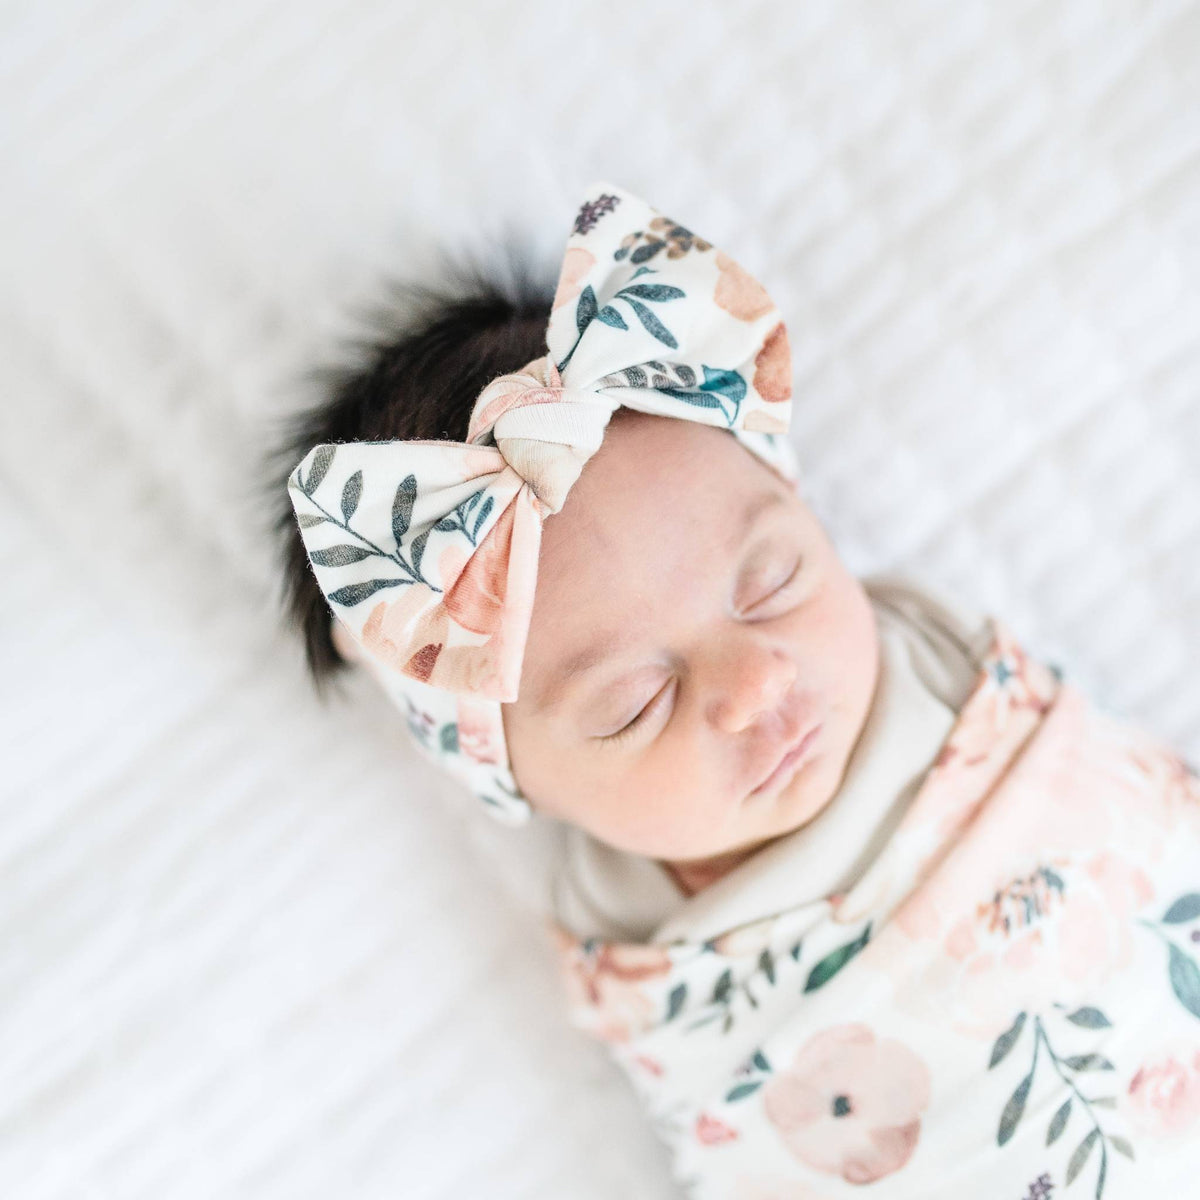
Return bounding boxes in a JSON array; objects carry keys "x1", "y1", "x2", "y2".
[{"x1": 2, "y1": 1, "x2": 1198, "y2": 1197}]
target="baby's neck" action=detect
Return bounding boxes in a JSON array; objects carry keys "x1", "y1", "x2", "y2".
[{"x1": 659, "y1": 839, "x2": 774, "y2": 898}]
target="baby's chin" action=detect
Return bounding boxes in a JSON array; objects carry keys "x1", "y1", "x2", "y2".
[
  {"x1": 656, "y1": 745, "x2": 840, "y2": 868},
  {"x1": 747, "y1": 740, "x2": 841, "y2": 836}
]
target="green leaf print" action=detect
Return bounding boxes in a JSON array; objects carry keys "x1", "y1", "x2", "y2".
[
  {"x1": 666, "y1": 982, "x2": 687, "y2": 1021},
  {"x1": 1065, "y1": 1007, "x2": 1112, "y2": 1029},
  {"x1": 1163, "y1": 894, "x2": 1200, "y2": 924},
  {"x1": 624, "y1": 297, "x2": 678, "y2": 349},
  {"x1": 1168, "y1": 943, "x2": 1200, "y2": 1019},
  {"x1": 410, "y1": 529, "x2": 428, "y2": 576},
  {"x1": 712, "y1": 968, "x2": 733, "y2": 1005},
  {"x1": 803, "y1": 923, "x2": 871, "y2": 994},
  {"x1": 1061, "y1": 1054, "x2": 1115, "y2": 1072},
  {"x1": 302, "y1": 444, "x2": 335, "y2": 494},
  {"x1": 472, "y1": 495, "x2": 494, "y2": 540},
  {"x1": 392, "y1": 475, "x2": 417, "y2": 543},
  {"x1": 576, "y1": 285, "x2": 598, "y2": 337},
  {"x1": 725, "y1": 1081, "x2": 762, "y2": 1102},
  {"x1": 308, "y1": 544, "x2": 374, "y2": 567},
  {"x1": 596, "y1": 305, "x2": 628, "y2": 330},
  {"x1": 989, "y1": 1011, "x2": 1027, "y2": 1069},
  {"x1": 328, "y1": 578, "x2": 404, "y2": 606},
  {"x1": 341, "y1": 470, "x2": 363, "y2": 522},
  {"x1": 758, "y1": 949, "x2": 775, "y2": 985},
  {"x1": 1065, "y1": 1128, "x2": 1100, "y2": 1186},
  {"x1": 699, "y1": 365, "x2": 747, "y2": 406},
  {"x1": 1138, "y1": 909, "x2": 1200, "y2": 1023},
  {"x1": 617, "y1": 283, "x2": 686, "y2": 303},
  {"x1": 998, "y1": 1072, "x2": 1033, "y2": 1146},
  {"x1": 1047, "y1": 1098, "x2": 1072, "y2": 1145},
  {"x1": 992, "y1": 1012, "x2": 1123, "y2": 1195}
]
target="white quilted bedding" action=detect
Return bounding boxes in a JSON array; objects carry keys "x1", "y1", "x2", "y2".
[{"x1": 3, "y1": 1, "x2": 1198, "y2": 1196}]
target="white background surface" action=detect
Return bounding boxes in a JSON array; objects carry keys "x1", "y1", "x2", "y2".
[{"x1": 3, "y1": 1, "x2": 1199, "y2": 1196}]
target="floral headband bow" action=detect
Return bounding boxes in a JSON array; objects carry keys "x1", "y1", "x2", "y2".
[{"x1": 288, "y1": 180, "x2": 800, "y2": 826}]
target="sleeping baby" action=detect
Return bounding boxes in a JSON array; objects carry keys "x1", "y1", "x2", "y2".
[{"x1": 271, "y1": 180, "x2": 1200, "y2": 1199}]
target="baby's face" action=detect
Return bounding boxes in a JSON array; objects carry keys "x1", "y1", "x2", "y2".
[{"x1": 501, "y1": 410, "x2": 880, "y2": 866}]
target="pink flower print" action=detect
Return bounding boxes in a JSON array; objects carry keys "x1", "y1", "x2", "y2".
[
  {"x1": 428, "y1": 498, "x2": 542, "y2": 699},
  {"x1": 742, "y1": 407, "x2": 791, "y2": 434},
  {"x1": 904, "y1": 851, "x2": 1153, "y2": 1040},
  {"x1": 430, "y1": 623, "x2": 512, "y2": 698},
  {"x1": 460, "y1": 444, "x2": 506, "y2": 479},
  {"x1": 1123, "y1": 1043, "x2": 1200, "y2": 1141},
  {"x1": 752, "y1": 321, "x2": 792, "y2": 404},
  {"x1": 633, "y1": 1054, "x2": 664, "y2": 1077},
  {"x1": 1125, "y1": 738, "x2": 1200, "y2": 833},
  {"x1": 551, "y1": 930, "x2": 674, "y2": 1045},
  {"x1": 933, "y1": 626, "x2": 1054, "y2": 758},
  {"x1": 762, "y1": 1024, "x2": 931, "y2": 1185},
  {"x1": 360, "y1": 583, "x2": 448, "y2": 680},
  {"x1": 455, "y1": 697, "x2": 502, "y2": 765},
  {"x1": 713, "y1": 248, "x2": 774, "y2": 322},
  {"x1": 695, "y1": 1112, "x2": 740, "y2": 1145},
  {"x1": 552, "y1": 247, "x2": 595, "y2": 310},
  {"x1": 442, "y1": 503, "x2": 514, "y2": 637},
  {"x1": 468, "y1": 378, "x2": 562, "y2": 445}
]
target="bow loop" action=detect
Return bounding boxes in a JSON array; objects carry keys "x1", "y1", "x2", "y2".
[{"x1": 287, "y1": 179, "x2": 800, "y2": 826}]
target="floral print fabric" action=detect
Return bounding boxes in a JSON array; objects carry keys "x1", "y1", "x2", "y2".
[
  {"x1": 546, "y1": 621, "x2": 1200, "y2": 1198},
  {"x1": 287, "y1": 179, "x2": 799, "y2": 825}
]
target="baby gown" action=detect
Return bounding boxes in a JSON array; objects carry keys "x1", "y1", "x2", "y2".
[{"x1": 544, "y1": 576, "x2": 1200, "y2": 1200}]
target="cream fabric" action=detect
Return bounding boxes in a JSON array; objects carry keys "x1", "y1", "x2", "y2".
[{"x1": 550, "y1": 573, "x2": 994, "y2": 944}]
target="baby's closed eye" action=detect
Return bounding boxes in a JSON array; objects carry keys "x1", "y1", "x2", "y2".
[
  {"x1": 597, "y1": 678, "x2": 677, "y2": 745},
  {"x1": 594, "y1": 556, "x2": 807, "y2": 747}
]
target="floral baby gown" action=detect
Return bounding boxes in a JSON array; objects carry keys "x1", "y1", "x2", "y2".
[{"x1": 545, "y1": 584, "x2": 1200, "y2": 1200}]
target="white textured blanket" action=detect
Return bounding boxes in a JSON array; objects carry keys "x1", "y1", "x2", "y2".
[{"x1": 2, "y1": 2, "x2": 1198, "y2": 1197}]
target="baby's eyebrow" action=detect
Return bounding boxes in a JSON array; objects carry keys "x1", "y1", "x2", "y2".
[{"x1": 532, "y1": 488, "x2": 789, "y2": 715}]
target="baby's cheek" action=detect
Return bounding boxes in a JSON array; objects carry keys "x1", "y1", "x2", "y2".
[
  {"x1": 619, "y1": 754, "x2": 717, "y2": 851},
  {"x1": 822, "y1": 563, "x2": 876, "y2": 651},
  {"x1": 800, "y1": 569, "x2": 879, "y2": 733},
  {"x1": 832, "y1": 575, "x2": 883, "y2": 732}
]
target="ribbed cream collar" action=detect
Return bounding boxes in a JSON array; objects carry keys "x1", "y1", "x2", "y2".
[{"x1": 550, "y1": 574, "x2": 993, "y2": 945}]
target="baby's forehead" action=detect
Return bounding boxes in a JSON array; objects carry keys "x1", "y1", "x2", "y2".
[
  {"x1": 533, "y1": 477, "x2": 796, "y2": 637},
  {"x1": 547, "y1": 413, "x2": 782, "y2": 540}
]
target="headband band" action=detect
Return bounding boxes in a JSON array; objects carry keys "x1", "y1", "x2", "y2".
[{"x1": 288, "y1": 180, "x2": 800, "y2": 825}]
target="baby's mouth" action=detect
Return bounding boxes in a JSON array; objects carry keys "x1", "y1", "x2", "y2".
[{"x1": 748, "y1": 722, "x2": 823, "y2": 801}]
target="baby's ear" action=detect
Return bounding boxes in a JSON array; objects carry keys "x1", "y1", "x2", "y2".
[{"x1": 330, "y1": 617, "x2": 363, "y2": 664}]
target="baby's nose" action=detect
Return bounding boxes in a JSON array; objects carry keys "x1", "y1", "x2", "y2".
[{"x1": 708, "y1": 642, "x2": 798, "y2": 734}]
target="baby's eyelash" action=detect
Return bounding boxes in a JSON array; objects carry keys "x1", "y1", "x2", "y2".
[
  {"x1": 600, "y1": 682, "x2": 673, "y2": 746},
  {"x1": 597, "y1": 555, "x2": 801, "y2": 747},
  {"x1": 747, "y1": 556, "x2": 802, "y2": 613}
]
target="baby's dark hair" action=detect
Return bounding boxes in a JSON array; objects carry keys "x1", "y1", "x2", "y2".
[{"x1": 265, "y1": 241, "x2": 556, "y2": 694}]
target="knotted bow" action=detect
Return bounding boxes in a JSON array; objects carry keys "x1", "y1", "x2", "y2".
[{"x1": 288, "y1": 180, "x2": 799, "y2": 824}]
